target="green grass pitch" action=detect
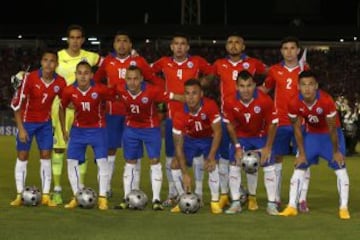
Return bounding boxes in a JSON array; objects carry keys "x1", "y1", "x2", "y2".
[{"x1": 0, "y1": 136, "x2": 359, "y2": 240}]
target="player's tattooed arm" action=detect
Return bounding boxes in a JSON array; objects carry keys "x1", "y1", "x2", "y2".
[
  {"x1": 226, "y1": 122, "x2": 243, "y2": 165},
  {"x1": 290, "y1": 116, "x2": 306, "y2": 167},
  {"x1": 173, "y1": 133, "x2": 191, "y2": 192}
]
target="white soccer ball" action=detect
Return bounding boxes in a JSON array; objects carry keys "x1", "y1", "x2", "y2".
[
  {"x1": 76, "y1": 187, "x2": 97, "y2": 209},
  {"x1": 178, "y1": 192, "x2": 201, "y2": 214},
  {"x1": 241, "y1": 150, "x2": 260, "y2": 174},
  {"x1": 22, "y1": 186, "x2": 41, "y2": 206},
  {"x1": 125, "y1": 189, "x2": 148, "y2": 210}
]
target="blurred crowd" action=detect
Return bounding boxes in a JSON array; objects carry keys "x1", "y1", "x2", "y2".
[
  {"x1": 336, "y1": 95, "x2": 360, "y2": 156},
  {"x1": 0, "y1": 47, "x2": 41, "y2": 110}
]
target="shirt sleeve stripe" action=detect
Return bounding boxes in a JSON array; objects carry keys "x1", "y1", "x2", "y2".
[
  {"x1": 288, "y1": 113, "x2": 297, "y2": 118},
  {"x1": 327, "y1": 111, "x2": 337, "y2": 118},
  {"x1": 272, "y1": 118, "x2": 279, "y2": 124},
  {"x1": 172, "y1": 128, "x2": 182, "y2": 135},
  {"x1": 212, "y1": 116, "x2": 221, "y2": 124}
]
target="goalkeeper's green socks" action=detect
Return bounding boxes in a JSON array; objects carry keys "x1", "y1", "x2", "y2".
[
  {"x1": 52, "y1": 152, "x2": 64, "y2": 204},
  {"x1": 52, "y1": 152, "x2": 64, "y2": 188}
]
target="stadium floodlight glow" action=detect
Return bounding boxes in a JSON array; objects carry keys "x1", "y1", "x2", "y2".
[
  {"x1": 354, "y1": 37, "x2": 357, "y2": 41},
  {"x1": 61, "y1": 37, "x2": 68, "y2": 41},
  {"x1": 18, "y1": 35, "x2": 22, "y2": 39},
  {"x1": 145, "y1": 39, "x2": 150, "y2": 43},
  {"x1": 340, "y1": 38, "x2": 344, "y2": 42},
  {"x1": 88, "y1": 37, "x2": 98, "y2": 41},
  {"x1": 91, "y1": 41, "x2": 101, "y2": 45},
  {"x1": 212, "y1": 40, "x2": 217, "y2": 44}
]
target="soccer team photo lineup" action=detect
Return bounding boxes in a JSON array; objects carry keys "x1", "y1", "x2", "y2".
[{"x1": 2, "y1": 24, "x2": 358, "y2": 223}]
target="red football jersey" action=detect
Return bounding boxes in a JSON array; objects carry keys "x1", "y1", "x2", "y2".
[
  {"x1": 223, "y1": 89, "x2": 278, "y2": 138},
  {"x1": 172, "y1": 98, "x2": 221, "y2": 138},
  {"x1": 11, "y1": 70, "x2": 66, "y2": 122},
  {"x1": 288, "y1": 90, "x2": 341, "y2": 133},
  {"x1": 61, "y1": 82, "x2": 115, "y2": 128},
  {"x1": 264, "y1": 63, "x2": 308, "y2": 126},
  {"x1": 94, "y1": 54, "x2": 163, "y2": 115},
  {"x1": 213, "y1": 55, "x2": 266, "y2": 110},
  {"x1": 117, "y1": 82, "x2": 171, "y2": 128},
  {"x1": 152, "y1": 55, "x2": 214, "y2": 118}
]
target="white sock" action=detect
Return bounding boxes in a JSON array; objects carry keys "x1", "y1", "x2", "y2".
[
  {"x1": 107, "y1": 155, "x2": 116, "y2": 192},
  {"x1": 299, "y1": 168, "x2": 310, "y2": 202},
  {"x1": 335, "y1": 168, "x2": 350, "y2": 209},
  {"x1": 166, "y1": 157, "x2": 177, "y2": 198},
  {"x1": 219, "y1": 158, "x2": 229, "y2": 194},
  {"x1": 67, "y1": 159, "x2": 80, "y2": 195},
  {"x1": 208, "y1": 165, "x2": 220, "y2": 201},
  {"x1": 171, "y1": 169, "x2": 185, "y2": 196},
  {"x1": 96, "y1": 158, "x2": 109, "y2": 197},
  {"x1": 263, "y1": 165, "x2": 276, "y2": 202},
  {"x1": 15, "y1": 158, "x2": 27, "y2": 193},
  {"x1": 288, "y1": 169, "x2": 306, "y2": 208},
  {"x1": 228, "y1": 165, "x2": 241, "y2": 201},
  {"x1": 123, "y1": 163, "x2": 136, "y2": 199},
  {"x1": 246, "y1": 172, "x2": 258, "y2": 196},
  {"x1": 40, "y1": 159, "x2": 52, "y2": 194},
  {"x1": 133, "y1": 158, "x2": 142, "y2": 190},
  {"x1": 193, "y1": 155, "x2": 204, "y2": 198},
  {"x1": 150, "y1": 163, "x2": 163, "y2": 202},
  {"x1": 274, "y1": 162, "x2": 282, "y2": 202}
]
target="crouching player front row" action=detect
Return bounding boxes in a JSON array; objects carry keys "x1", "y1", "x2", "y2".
[
  {"x1": 279, "y1": 70, "x2": 350, "y2": 220},
  {"x1": 113, "y1": 65, "x2": 184, "y2": 211},
  {"x1": 223, "y1": 70, "x2": 279, "y2": 215},
  {"x1": 59, "y1": 61, "x2": 115, "y2": 210},
  {"x1": 10, "y1": 50, "x2": 66, "y2": 207},
  {"x1": 170, "y1": 79, "x2": 223, "y2": 214}
]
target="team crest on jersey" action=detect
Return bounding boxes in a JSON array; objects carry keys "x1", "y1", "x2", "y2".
[
  {"x1": 141, "y1": 97, "x2": 149, "y2": 104},
  {"x1": 316, "y1": 107, "x2": 323, "y2": 114},
  {"x1": 129, "y1": 60, "x2": 137, "y2": 66},
  {"x1": 200, "y1": 113, "x2": 207, "y2": 120},
  {"x1": 91, "y1": 92, "x2": 98, "y2": 99},
  {"x1": 187, "y1": 61, "x2": 194, "y2": 68},
  {"x1": 242, "y1": 62, "x2": 250, "y2": 69},
  {"x1": 254, "y1": 106, "x2": 261, "y2": 113},
  {"x1": 53, "y1": 85, "x2": 60, "y2": 93}
]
